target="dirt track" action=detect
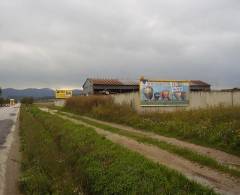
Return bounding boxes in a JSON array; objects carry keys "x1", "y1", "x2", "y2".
[
  {"x1": 81, "y1": 116, "x2": 240, "y2": 170},
  {"x1": 52, "y1": 112, "x2": 240, "y2": 195}
]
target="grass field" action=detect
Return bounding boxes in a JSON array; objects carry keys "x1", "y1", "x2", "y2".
[
  {"x1": 59, "y1": 111, "x2": 240, "y2": 178},
  {"x1": 19, "y1": 106, "x2": 216, "y2": 194},
  {"x1": 64, "y1": 96, "x2": 240, "y2": 155}
]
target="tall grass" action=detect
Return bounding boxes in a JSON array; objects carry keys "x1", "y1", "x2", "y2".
[
  {"x1": 19, "y1": 106, "x2": 216, "y2": 194},
  {"x1": 59, "y1": 113, "x2": 240, "y2": 178},
  {"x1": 65, "y1": 95, "x2": 112, "y2": 114},
  {"x1": 65, "y1": 96, "x2": 240, "y2": 155},
  {"x1": 20, "y1": 107, "x2": 85, "y2": 194}
]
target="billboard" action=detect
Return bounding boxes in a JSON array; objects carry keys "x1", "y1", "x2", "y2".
[
  {"x1": 55, "y1": 89, "x2": 72, "y2": 99},
  {"x1": 140, "y1": 79, "x2": 189, "y2": 106}
]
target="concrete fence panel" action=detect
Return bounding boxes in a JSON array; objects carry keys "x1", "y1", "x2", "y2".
[
  {"x1": 233, "y1": 92, "x2": 240, "y2": 106},
  {"x1": 112, "y1": 91, "x2": 240, "y2": 113}
]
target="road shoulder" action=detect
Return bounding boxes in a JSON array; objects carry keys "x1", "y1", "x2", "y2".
[{"x1": 3, "y1": 115, "x2": 21, "y2": 195}]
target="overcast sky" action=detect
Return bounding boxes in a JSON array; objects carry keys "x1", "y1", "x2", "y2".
[{"x1": 0, "y1": 0, "x2": 240, "y2": 89}]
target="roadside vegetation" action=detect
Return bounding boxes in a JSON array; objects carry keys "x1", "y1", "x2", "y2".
[
  {"x1": 59, "y1": 111, "x2": 240, "y2": 178},
  {"x1": 65, "y1": 96, "x2": 240, "y2": 156},
  {"x1": 0, "y1": 97, "x2": 10, "y2": 106},
  {"x1": 19, "y1": 106, "x2": 216, "y2": 194},
  {"x1": 21, "y1": 97, "x2": 34, "y2": 104}
]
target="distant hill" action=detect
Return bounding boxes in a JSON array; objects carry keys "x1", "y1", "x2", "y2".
[
  {"x1": 72, "y1": 89, "x2": 84, "y2": 96},
  {"x1": 2, "y1": 88, "x2": 55, "y2": 100},
  {"x1": 1, "y1": 88, "x2": 84, "y2": 100}
]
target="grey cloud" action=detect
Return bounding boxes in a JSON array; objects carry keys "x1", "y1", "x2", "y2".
[{"x1": 0, "y1": 0, "x2": 240, "y2": 89}]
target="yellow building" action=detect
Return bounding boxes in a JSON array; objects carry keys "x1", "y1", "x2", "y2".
[{"x1": 55, "y1": 89, "x2": 72, "y2": 99}]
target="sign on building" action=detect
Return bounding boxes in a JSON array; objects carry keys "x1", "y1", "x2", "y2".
[{"x1": 140, "y1": 79, "x2": 189, "y2": 106}]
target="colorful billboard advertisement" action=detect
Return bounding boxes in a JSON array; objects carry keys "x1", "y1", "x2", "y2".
[
  {"x1": 55, "y1": 89, "x2": 72, "y2": 99},
  {"x1": 140, "y1": 79, "x2": 189, "y2": 106}
]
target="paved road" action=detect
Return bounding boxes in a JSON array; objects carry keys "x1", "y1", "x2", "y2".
[{"x1": 0, "y1": 104, "x2": 20, "y2": 195}]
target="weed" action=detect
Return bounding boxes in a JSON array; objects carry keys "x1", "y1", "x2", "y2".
[
  {"x1": 59, "y1": 111, "x2": 240, "y2": 178},
  {"x1": 20, "y1": 106, "x2": 216, "y2": 194},
  {"x1": 65, "y1": 96, "x2": 240, "y2": 155}
]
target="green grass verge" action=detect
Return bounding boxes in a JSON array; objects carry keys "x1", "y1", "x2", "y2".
[
  {"x1": 58, "y1": 111, "x2": 240, "y2": 179},
  {"x1": 20, "y1": 106, "x2": 217, "y2": 194},
  {"x1": 64, "y1": 97, "x2": 240, "y2": 156}
]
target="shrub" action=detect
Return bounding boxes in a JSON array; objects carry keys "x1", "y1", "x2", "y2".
[
  {"x1": 21, "y1": 97, "x2": 34, "y2": 104},
  {"x1": 0, "y1": 97, "x2": 4, "y2": 106},
  {"x1": 65, "y1": 96, "x2": 113, "y2": 114},
  {"x1": 0, "y1": 97, "x2": 10, "y2": 106}
]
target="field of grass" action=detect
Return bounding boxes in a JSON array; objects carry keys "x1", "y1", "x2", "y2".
[
  {"x1": 64, "y1": 96, "x2": 240, "y2": 155},
  {"x1": 19, "y1": 106, "x2": 216, "y2": 194},
  {"x1": 59, "y1": 111, "x2": 240, "y2": 178}
]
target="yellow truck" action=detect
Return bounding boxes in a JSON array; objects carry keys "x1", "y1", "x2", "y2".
[{"x1": 55, "y1": 89, "x2": 72, "y2": 99}]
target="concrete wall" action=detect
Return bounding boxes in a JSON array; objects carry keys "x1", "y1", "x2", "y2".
[
  {"x1": 112, "y1": 91, "x2": 240, "y2": 113},
  {"x1": 54, "y1": 99, "x2": 66, "y2": 107}
]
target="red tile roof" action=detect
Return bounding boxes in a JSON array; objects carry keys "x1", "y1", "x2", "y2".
[
  {"x1": 190, "y1": 80, "x2": 210, "y2": 86},
  {"x1": 88, "y1": 78, "x2": 138, "y2": 86},
  {"x1": 90, "y1": 79, "x2": 122, "y2": 85},
  {"x1": 85, "y1": 78, "x2": 210, "y2": 87}
]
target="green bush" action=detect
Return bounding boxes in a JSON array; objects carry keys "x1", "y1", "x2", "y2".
[
  {"x1": 20, "y1": 106, "x2": 216, "y2": 194},
  {"x1": 0, "y1": 97, "x2": 5, "y2": 106},
  {"x1": 21, "y1": 97, "x2": 34, "y2": 105},
  {"x1": 0, "y1": 97, "x2": 10, "y2": 106}
]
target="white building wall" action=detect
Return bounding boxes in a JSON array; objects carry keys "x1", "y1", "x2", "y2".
[{"x1": 83, "y1": 80, "x2": 93, "y2": 95}]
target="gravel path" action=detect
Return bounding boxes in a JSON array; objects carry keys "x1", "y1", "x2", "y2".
[{"x1": 81, "y1": 116, "x2": 240, "y2": 170}]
